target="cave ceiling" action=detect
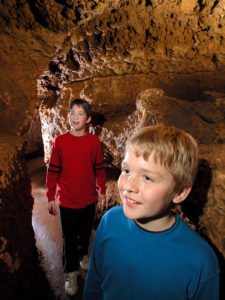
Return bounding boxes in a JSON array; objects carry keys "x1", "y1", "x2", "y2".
[{"x1": 0, "y1": 0, "x2": 225, "y2": 135}]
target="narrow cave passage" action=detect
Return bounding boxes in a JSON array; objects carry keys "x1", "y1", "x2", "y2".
[{"x1": 27, "y1": 156, "x2": 85, "y2": 300}]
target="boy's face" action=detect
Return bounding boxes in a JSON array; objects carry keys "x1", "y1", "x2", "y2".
[
  {"x1": 68, "y1": 104, "x2": 91, "y2": 134},
  {"x1": 118, "y1": 147, "x2": 184, "y2": 231}
]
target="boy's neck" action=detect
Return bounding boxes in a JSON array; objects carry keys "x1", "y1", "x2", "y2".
[
  {"x1": 136, "y1": 213, "x2": 176, "y2": 232},
  {"x1": 70, "y1": 128, "x2": 88, "y2": 136}
]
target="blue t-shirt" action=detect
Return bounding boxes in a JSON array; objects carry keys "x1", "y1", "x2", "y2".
[{"x1": 83, "y1": 206, "x2": 220, "y2": 300}]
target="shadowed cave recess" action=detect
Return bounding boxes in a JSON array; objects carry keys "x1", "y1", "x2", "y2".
[{"x1": 0, "y1": 0, "x2": 225, "y2": 299}]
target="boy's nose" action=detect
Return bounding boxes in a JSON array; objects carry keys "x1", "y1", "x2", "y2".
[{"x1": 124, "y1": 175, "x2": 138, "y2": 193}]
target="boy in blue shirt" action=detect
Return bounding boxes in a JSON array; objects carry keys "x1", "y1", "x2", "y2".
[{"x1": 83, "y1": 125, "x2": 220, "y2": 300}]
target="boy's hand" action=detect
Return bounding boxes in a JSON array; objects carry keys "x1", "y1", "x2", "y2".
[
  {"x1": 48, "y1": 200, "x2": 57, "y2": 215},
  {"x1": 98, "y1": 193, "x2": 106, "y2": 207}
]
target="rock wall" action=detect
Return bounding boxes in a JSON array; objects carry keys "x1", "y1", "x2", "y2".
[
  {"x1": 0, "y1": 0, "x2": 225, "y2": 298},
  {"x1": 23, "y1": 107, "x2": 44, "y2": 157},
  {"x1": 0, "y1": 136, "x2": 54, "y2": 299}
]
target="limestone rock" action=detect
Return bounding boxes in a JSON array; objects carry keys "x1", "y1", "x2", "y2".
[
  {"x1": 0, "y1": 136, "x2": 54, "y2": 298},
  {"x1": 0, "y1": 1, "x2": 225, "y2": 297}
]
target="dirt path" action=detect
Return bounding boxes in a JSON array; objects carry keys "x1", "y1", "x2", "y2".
[{"x1": 28, "y1": 156, "x2": 85, "y2": 300}]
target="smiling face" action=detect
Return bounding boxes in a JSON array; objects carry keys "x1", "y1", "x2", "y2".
[
  {"x1": 118, "y1": 147, "x2": 188, "y2": 231},
  {"x1": 68, "y1": 104, "x2": 91, "y2": 136}
]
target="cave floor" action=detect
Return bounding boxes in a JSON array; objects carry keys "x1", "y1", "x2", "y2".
[{"x1": 27, "y1": 156, "x2": 87, "y2": 300}]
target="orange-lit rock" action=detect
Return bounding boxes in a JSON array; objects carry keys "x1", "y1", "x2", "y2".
[
  {"x1": 0, "y1": 136, "x2": 54, "y2": 298},
  {"x1": 0, "y1": 0, "x2": 225, "y2": 297}
]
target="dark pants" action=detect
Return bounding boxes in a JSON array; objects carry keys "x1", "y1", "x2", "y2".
[{"x1": 59, "y1": 202, "x2": 96, "y2": 273}]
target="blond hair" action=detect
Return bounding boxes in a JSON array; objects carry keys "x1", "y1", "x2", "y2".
[{"x1": 126, "y1": 125, "x2": 199, "y2": 192}]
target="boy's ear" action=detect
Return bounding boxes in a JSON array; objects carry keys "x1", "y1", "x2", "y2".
[
  {"x1": 86, "y1": 116, "x2": 91, "y2": 124},
  {"x1": 173, "y1": 186, "x2": 192, "y2": 204}
]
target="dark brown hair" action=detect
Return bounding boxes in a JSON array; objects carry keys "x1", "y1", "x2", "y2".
[{"x1": 68, "y1": 99, "x2": 92, "y2": 118}]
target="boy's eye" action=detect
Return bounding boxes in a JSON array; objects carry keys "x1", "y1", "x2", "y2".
[
  {"x1": 70, "y1": 112, "x2": 84, "y2": 116},
  {"x1": 122, "y1": 168, "x2": 130, "y2": 174},
  {"x1": 144, "y1": 175, "x2": 152, "y2": 182}
]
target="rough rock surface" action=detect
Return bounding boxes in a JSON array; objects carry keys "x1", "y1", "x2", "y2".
[
  {"x1": 0, "y1": 0, "x2": 225, "y2": 298},
  {"x1": 0, "y1": 136, "x2": 54, "y2": 299}
]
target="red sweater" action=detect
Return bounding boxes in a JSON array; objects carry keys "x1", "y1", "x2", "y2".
[{"x1": 46, "y1": 132, "x2": 106, "y2": 209}]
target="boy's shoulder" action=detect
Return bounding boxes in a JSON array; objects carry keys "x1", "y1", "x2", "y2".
[
  {"x1": 98, "y1": 206, "x2": 125, "y2": 233},
  {"x1": 176, "y1": 216, "x2": 219, "y2": 268},
  {"x1": 102, "y1": 206, "x2": 124, "y2": 225},
  {"x1": 87, "y1": 132, "x2": 101, "y2": 142},
  {"x1": 52, "y1": 132, "x2": 68, "y2": 146},
  {"x1": 54, "y1": 132, "x2": 69, "y2": 141},
  {"x1": 178, "y1": 216, "x2": 209, "y2": 248},
  {"x1": 55, "y1": 132, "x2": 99, "y2": 141},
  {"x1": 104, "y1": 205, "x2": 123, "y2": 217}
]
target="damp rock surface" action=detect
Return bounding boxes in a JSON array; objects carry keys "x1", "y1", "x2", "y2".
[{"x1": 0, "y1": 136, "x2": 55, "y2": 299}]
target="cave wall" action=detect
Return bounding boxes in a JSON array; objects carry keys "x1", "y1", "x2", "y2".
[
  {"x1": 0, "y1": 136, "x2": 54, "y2": 298},
  {"x1": 0, "y1": 0, "x2": 225, "y2": 298},
  {"x1": 23, "y1": 106, "x2": 43, "y2": 157}
]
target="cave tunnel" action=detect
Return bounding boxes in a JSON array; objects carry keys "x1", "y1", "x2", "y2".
[{"x1": 0, "y1": 0, "x2": 225, "y2": 299}]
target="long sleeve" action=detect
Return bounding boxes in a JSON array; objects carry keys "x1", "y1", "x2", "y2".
[
  {"x1": 190, "y1": 275, "x2": 220, "y2": 300},
  {"x1": 94, "y1": 141, "x2": 106, "y2": 195},
  {"x1": 46, "y1": 138, "x2": 62, "y2": 201}
]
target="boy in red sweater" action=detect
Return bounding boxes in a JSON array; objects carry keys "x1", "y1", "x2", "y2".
[{"x1": 46, "y1": 99, "x2": 106, "y2": 296}]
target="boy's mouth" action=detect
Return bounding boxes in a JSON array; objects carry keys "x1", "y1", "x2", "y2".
[
  {"x1": 127, "y1": 198, "x2": 138, "y2": 204},
  {"x1": 124, "y1": 194, "x2": 141, "y2": 205}
]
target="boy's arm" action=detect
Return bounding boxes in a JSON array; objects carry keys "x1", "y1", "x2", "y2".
[
  {"x1": 191, "y1": 274, "x2": 220, "y2": 300},
  {"x1": 46, "y1": 139, "x2": 61, "y2": 212},
  {"x1": 97, "y1": 193, "x2": 106, "y2": 207},
  {"x1": 83, "y1": 219, "x2": 105, "y2": 300},
  {"x1": 48, "y1": 200, "x2": 57, "y2": 215}
]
